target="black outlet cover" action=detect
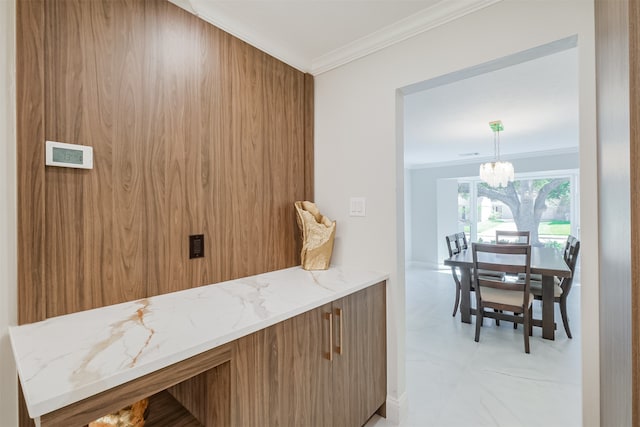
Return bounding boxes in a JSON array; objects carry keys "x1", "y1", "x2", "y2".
[{"x1": 189, "y1": 234, "x2": 204, "y2": 259}]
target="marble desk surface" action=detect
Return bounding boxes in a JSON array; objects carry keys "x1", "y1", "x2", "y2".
[{"x1": 9, "y1": 266, "x2": 388, "y2": 420}]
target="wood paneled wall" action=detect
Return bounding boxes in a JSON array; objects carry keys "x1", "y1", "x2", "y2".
[
  {"x1": 631, "y1": 0, "x2": 640, "y2": 424},
  {"x1": 17, "y1": 0, "x2": 313, "y2": 321},
  {"x1": 595, "y1": 0, "x2": 638, "y2": 425}
]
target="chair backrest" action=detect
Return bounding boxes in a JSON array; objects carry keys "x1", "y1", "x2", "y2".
[
  {"x1": 562, "y1": 236, "x2": 573, "y2": 261},
  {"x1": 456, "y1": 232, "x2": 468, "y2": 250},
  {"x1": 560, "y1": 236, "x2": 580, "y2": 297},
  {"x1": 495, "y1": 230, "x2": 531, "y2": 245},
  {"x1": 445, "y1": 232, "x2": 467, "y2": 257},
  {"x1": 472, "y1": 242, "x2": 532, "y2": 309}
]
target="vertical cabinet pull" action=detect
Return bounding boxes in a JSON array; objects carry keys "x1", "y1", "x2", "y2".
[
  {"x1": 335, "y1": 308, "x2": 343, "y2": 355},
  {"x1": 325, "y1": 312, "x2": 333, "y2": 361}
]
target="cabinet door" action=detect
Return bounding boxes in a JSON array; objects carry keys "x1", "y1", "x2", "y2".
[
  {"x1": 332, "y1": 282, "x2": 387, "y2": 427},
  {"x1": 283, "y1": 302, "x2": 333, "y2": 427},
  {"x1": 231, "y1": 303, "x2": 332, "y2": 427}
]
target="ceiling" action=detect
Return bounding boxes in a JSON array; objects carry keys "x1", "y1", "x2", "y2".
[
  {"x1": 168, "y1": 0, "x2": 579, "y2": 170},
  {"x1": 404, "y1": 46, "x2": 579, "y2": 168},
  {"x1": 169, "y1": 0, "x2": 500, "y2": 74}
]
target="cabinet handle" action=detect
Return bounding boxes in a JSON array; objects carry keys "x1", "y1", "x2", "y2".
[
  {"x1": 325, "y1": 312, "x2": 333, "y2": 361},
  {"x1": 335, "y1": 308, "x2": 343, "y2": 355}
]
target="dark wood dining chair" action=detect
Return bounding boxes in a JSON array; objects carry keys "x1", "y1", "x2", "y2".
[
  {"x1": 445, "y1": 232, "x2": 467, "y2": 316},
  {"x1": 495, "y1": 230, "x2": 530, "y2": 244},
  {"x1": 472, "y1": 242, "x2": 534, "y2": 353},
  {"x1": 495, "y1": 230, "x2": 531, "y2": 327},
  {"x1": 531, "y1": 235, "x2": 580, "y2": 338}
]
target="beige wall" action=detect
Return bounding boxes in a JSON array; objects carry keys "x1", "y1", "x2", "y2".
[
  {"x1": 314, "y1": 0, "x2": 598, "y2": 423},
  {"x1": 0, "y1": 0, "x2": 18, "y2": 425}
]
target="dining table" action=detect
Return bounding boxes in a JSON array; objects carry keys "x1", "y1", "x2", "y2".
[{"x1": 444, "y1": 245, "x2": 572, "y2": 340}]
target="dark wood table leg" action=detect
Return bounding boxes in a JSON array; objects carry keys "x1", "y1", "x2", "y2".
[
  {"x1": 541, "y1": 274, "x2": 555, "y2": 340},
  {"x1": 460, "y1": 267, "x2": 471, "y2": 324}
]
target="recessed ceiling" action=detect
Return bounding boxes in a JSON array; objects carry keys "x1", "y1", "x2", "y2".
[
  {"x1": 403, "y1": 46, "x2": 579, "y2": 168},
  {"x1": 169, "y1": 0, "x2": 501, "y2": 74}
]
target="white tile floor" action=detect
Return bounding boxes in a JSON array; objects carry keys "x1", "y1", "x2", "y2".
[{"x1": 367, "y1": 265, "x2": 581, "y2": 427}]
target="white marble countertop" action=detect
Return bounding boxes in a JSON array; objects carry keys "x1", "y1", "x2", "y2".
[{"x1": 9, "y1": 266, "x2": 388, "y2": 420}]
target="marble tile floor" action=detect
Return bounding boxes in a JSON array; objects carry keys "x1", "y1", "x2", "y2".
[{"x1": 366, "y1": 265, "x2": 581, "y2": 427}]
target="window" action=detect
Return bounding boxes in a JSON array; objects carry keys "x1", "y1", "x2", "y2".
[{"x1": 458, "y1": 172, "x2": 578, "y2": 247}]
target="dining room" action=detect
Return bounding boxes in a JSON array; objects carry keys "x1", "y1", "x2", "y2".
[
  {"x1": 391, "y1": 40, "x2": 583, "y2": 426},
  {"x1": 393, "y1": 163, "x2": 582, "y2": 427}
]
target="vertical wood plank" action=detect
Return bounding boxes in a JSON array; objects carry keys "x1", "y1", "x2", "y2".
[
  {"x1": 16, "y1": 0, "x2": 45, "y2": 423},
  {"x1": 74, "y1": 2, "x2": 115, "y2": 312},
  {"x1": 79, "y1": 0, "x2": 115, "y2": 309},
  {"x1": 16, "y1": 0, "x2": 46, "y2": 325},
  {"x1": 231, "y1": 325, "x2": 277, "y2": 426},
  {"x1": 231, "y1": 304, "x2": 332, "y2": 427},
  {"x1": 332, "y1": 283, "x2": 387, "y2": 427},
  {"x1": 111, "y1": 0, "x2": 147, "y2": 304},
  {"x1": 206, "y1": 361, "x2": 231, "y2": 426},
  {"x1": 18, "y1": 384, "x2": 34, "y2": 427},
  {"x1": 629, "y1": 0, "x2": 640, "y2": 423},
  {"x1": 228, "y1": 37, "x2": 263, "y2": 279},
  {"x1": 283, "y1": 303, "x2": 332, "y2": 427},
  {"x1": 168, "y1": 362, "x2": 231, "y2": 426},
  {"x1": 141, "y1": 0, "x2": 167, "y2": 298},
  {"x1": 595, "y1": 0, "x2": 633, "y2": 424},
  {"x1": 44, "y1": 0, "x2": 87, "y2": 317},
  {"x1": 195, "y1": 13, "x2": 225, "y2": 288},
  {"x1": 304, "y1": 73, "x2": 314, "y2": 202},
  {"x1": 160, "y1": 3, "x2": 191, "y2": 293},
  {"x1": 260, "y1": 59, "x2": 305, "y2": 273},
  {"x1": 168, "y1": 372, "x2": 208, "y2": 424}
]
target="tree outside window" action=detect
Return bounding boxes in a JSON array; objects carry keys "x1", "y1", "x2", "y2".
[{"x1": 477, "y1": 178, "x2": 570, "y2": 246}]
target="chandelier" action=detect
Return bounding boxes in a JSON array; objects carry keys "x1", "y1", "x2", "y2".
[{"x1": 479, "y1": 120, "x2": 514, "y2": 187}]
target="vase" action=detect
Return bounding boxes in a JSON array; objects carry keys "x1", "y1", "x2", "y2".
[{"x1": 294, "y1": 201, "x2": 336, "y2": 270}]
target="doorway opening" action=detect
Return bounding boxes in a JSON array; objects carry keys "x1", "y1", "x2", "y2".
[{"x1": 399, "y1": 37, "x2": 582, "y2": 425}]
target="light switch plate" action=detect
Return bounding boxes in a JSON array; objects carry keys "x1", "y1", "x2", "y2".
[{"x1": 349, "y1": 197, "x2": 366, "y2": 217}]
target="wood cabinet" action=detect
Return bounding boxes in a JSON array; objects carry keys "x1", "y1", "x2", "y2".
[
  {"x1": 231, "y1": 281, "x2": 386, "y2": 426},
  {"x1": 331, "y1": 282, "x2": 387, "y2": 427},
  {"x1": 231, "y1": 303, "x2": 332, "y2": 426},
  {"x1": 17, "y1": 279, "x2": 385, "y2": 427}
]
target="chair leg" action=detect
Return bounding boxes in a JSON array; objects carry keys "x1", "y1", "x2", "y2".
[
  {"x1": 560, "y1": 298, "x2": 572, "y2": 339},
  {"x1": 452, "y1": 282, "x2": 461, "y2": 317},
  {"x1": 494, "y1": 309, "x2": 500, "y2": 326},
  {"x1": 475, "y1": 307, "x2": 483, "y2": 343},
  {"x1": 528, "y1": 307, "x2": 533, "y2": 337},
  {"x1": 513, "y1": 312, "x2": 518, "y2": 329},
  {"x1": 523, "y1": 307, "x2": 531, "y2": 354}
]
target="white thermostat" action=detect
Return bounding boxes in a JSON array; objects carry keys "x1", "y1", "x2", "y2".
[{"x1": 45, "y1": 140, "x2": 93, "y2": 169}]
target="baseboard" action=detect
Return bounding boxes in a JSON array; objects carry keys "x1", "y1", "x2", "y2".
[
  {"x1": 383, "y1": 391, "x2": 408, "y2": 425},
  {"x1": 406, "y1": 260, "x2": 440, "y2": 270}
]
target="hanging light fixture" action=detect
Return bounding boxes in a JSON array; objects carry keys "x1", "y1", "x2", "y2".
[{"x1": 479, "y1": 120, "x2": 514, "y2": 187}]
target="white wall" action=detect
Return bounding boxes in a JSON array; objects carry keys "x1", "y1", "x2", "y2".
[
  {"x1": 410, "y1": 152, "x2": 579, "y2": 267},
  {"x1": 436, "y1": 179, "x2": 458, "y2": 267},
  {"x1": 0, "y1": 0, "x2": 18, "y2": 425},
  {"x1": 314, "y1": 1, "x2": 598, "y2": 424}
]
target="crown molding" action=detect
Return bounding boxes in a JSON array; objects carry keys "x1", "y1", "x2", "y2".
[
  {"x1": 169, "y1": 0, "x2": 310, "y2": 72},
  {"x1": 310, "y1": 0, "x2": 502, "y2": 75},
  {"x1": 170, "y1": 0, "x2": 501, "y2": 75}
]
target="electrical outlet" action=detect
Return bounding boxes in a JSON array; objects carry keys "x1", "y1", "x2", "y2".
[{"x1": 189, "y1": 234, "x2": 204, "y2": 259}]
